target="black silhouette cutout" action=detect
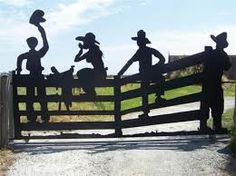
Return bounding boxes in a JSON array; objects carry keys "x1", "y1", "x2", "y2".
[
  {"x1": 47, "y1": 66, "x2": 74, "y2": 110},
  {"x1": 16, "y1": 10, "x2": 49, "y2": 123},
  {"x1": 200, "y1": 32, "x2": 231, "y2": 133},
  {"x1": 74, "y1": 32, "x2": 107, "y2": 97},
  {"x1": 12, "y1": 11, "x2": 232, "y2": 138},
  {"x1": 118, "y1": 30, "x2": 165, "y2": 118},
  {"x1": 29, "y1": 9, "x2": 46, "y2": 26}
]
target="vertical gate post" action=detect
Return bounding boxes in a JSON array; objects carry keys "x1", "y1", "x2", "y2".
[
  {"x1": 12, "y1": 71, "x2": 21, "y2": 138},
  {"x1": 114, "y1": 75, "x2": 122, "y2": 137},
  {"x1": 234, "y1": 84, "x2": 236, "y2": 128},
  {"x1": 0, "y1": 74, "x2": 4, "y2": 147},
  {"x1": 0, "y1": 74, "x2": 9, "y2": 147},
  {"x1": 7, "y1": 72, "x2": 14, "y2": 139}
]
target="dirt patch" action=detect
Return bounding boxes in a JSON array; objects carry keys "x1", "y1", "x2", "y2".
[{"x1": 0, "y1": 148, "x2": 14, "y2": 176}]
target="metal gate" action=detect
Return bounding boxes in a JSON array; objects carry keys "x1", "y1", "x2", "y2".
[{"x1": 12, "y1": 51, "x2": 207, "y2": 139}]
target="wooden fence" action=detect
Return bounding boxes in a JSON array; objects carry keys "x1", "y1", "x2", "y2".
[
  {"x1": 12, "y1": 51, "x2": 207, "y2": 139},
  {"x1": 0, "y1": 73, "x2": 13, "y2": 147}
]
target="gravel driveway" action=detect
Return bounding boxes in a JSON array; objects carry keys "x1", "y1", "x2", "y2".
[{"x1": 7, "y1": 98, "x2": 235, "y2": 176}]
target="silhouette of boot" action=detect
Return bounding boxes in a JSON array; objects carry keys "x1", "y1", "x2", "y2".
[
  {"x1": 198, "y1": 126, "x2": 213, "y2": 134},
  {"x1": 213, "y1": 119, "x2": 228, "y2": 134}
]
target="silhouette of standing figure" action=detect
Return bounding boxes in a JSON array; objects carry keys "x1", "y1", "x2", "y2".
[
  {"x1": 200, "y1": 32, "x2": 231, "y2": 133},
  {"x1": 74, "y1": 32, "x2": 107, "y2": 97},
  {"x1": 16, "y1": 10, "x2": 49, "y2": 123},
  {"x1": 118, "y1": 30, "x2": 165, "y2": 118}
]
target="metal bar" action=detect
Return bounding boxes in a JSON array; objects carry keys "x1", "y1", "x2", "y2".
[{"x1": 121, "y1": 110, "x2": 201, "y2": 128}]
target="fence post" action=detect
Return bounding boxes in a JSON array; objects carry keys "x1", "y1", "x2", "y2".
[
  {"x1": 114, "y1": 76, "x2": 122, "y2": 137},
  {"x1": 12, "y1": 71, "x2": 21, "y2": 138},
  {"x1": 7, "y1": 72, "x2": 14, "y2": 139},
  {"x1": 0, "y1": 74, "x2": 9, "y2": 147},
  {"x1": 0, "y1": 74, "x2": 2, "y2": 147},
  {"x1": 234, "y1": 84, "x2": 236, "y2": 128}
]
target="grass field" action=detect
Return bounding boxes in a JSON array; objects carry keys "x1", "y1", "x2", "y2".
[
  {"x1": 208, "y1": 108, "x2": 235, "y2": 130},
  {"x1": 207, "y1": 107, "x2": 236, "y2": 154}
]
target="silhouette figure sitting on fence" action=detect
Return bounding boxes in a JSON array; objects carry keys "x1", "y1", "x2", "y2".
[
  {"x1": 200, "y1": 32, "x2": 231, "y2": 133},
  {"x1": 47, "y1": 66, "x2": 74, "y2": 110},
  {"x1": 74, "y1": 32, "x2": 107, "y2": 98},
  {"x1": 16, "y1": 10, "x2": 49, "y2": 123},
  {"x1": 118, "y1": 30, "x2": 166, "y2": 118}
]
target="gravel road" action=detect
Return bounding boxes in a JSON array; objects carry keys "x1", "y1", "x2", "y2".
[{"x1": 7, "y1": 98, "x2": 235, "y2": 176}]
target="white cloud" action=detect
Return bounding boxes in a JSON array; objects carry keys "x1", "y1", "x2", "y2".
[
  {"x1": 46, "y1": 0, "x2": 116, "y2": 35},
  {"x1": 0, "y1": 0, "x2": 119, "y2": 55},
  {"x1": 150, "y1": 25, "x2": 236, "y2": 55},
  {"x1": 0, "y1": 0, "x2": 32, "y2": 7},
  {"x1": 0, "y1": 0, "x2": 119, "y2": 72},
  {"x1": 0, "y1": 0, "x2": 117, "y2": 44},
  {"x1": 0, "y1": 16, "x2": 39, "y2": 45}
]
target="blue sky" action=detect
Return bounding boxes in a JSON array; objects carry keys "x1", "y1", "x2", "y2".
[{"x1": 0, "y1": 0, "x2": 235, "y2": 74}]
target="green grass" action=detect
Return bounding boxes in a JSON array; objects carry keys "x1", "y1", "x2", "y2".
[
  {"x1": 222, "y1": 108, "x2": 235, "y2": 130},
  {"x1": 207, "y1": 107, "x2": 236, "y2": 154},
  {"x1": 207, "y1": 108, "x2": 234, "y2": 130},
  {"x1": 222, "y1": 82, "x2": 236, "y2": 97}
]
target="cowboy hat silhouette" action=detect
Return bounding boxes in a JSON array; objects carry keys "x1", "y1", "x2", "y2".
[
  {"x1": 29, "y1": 9, "x2": 46, "y2": 26},
  {"x1": 75, "y1": 32, "x2": 100, "y2": 45},
  {"x1": 210, "y1": 32, "x2": 228, "y2": 48},
  {"x1": 132, "y1": 30, "x2": 151, "y2": 44}
]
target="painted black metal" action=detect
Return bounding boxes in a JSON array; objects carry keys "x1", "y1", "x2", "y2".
[{"x1": 13, "y1": 11, "x2": 231, "y2": 138}]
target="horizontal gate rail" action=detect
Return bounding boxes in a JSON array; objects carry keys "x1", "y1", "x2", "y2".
[
  {"x1": 121, "y1": 110, "x2": 201, "y2": 128},
  {"x1": 120, "y1": 73, "x2": 202, "y2": 100},
  {"x1": 16, "y1": 95, "x2": 115, "y2": 102},
  {"x1": 16, "y1": 110, "x2": 115, "y2": 116},
  {"x1": 121, "y1": 93, "x2": 201, "y2": 115},
  {"x1": 13, "y1": 76, "x2": 115, "y2": 87},
  {"x1": 19, "y1": 121, "x2": 115, "y2": 131}
]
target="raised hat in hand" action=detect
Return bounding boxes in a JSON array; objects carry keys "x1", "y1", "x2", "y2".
[{"x1": 29, "y1": 9, "x2": 46, "y2": 26}]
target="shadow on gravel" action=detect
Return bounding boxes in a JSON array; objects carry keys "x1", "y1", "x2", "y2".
[
  {"x1": 10, "y1": 135, "x2": 229, "y2": 155},
  {"x1": 218, "y1": 146, "x2": 236, "y2": 175},
  {"x1": 225, "y1": 155, "x2": 236, "y2": 175}
]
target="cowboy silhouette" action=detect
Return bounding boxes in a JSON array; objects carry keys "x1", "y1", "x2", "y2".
[
  {"x1": 118, "y1": 30, "x2": 165, "y2": 118},
  {"x1": 200, "y1": 32, "x2": 231, "y2": 133},
  {"x1": 16, "y1": 10, "x2": 49, "y2": 123},
  {"x1": 74, "y1": 32, "x2": 107, "y2": 97}
]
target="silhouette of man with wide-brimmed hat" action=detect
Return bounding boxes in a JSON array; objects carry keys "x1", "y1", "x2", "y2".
[
  {"x1": 200, "y1": 32, "x2": 231, "y2": 133},
  {"x1": 118, "y1": 30, "x2": 166, "y2": 118}
]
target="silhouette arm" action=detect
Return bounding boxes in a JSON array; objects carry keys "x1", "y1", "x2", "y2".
[
  {"x1": 74, "y1": 43, "x2": 89, "y2": 62},
  {"x1": 16, "y1": 53, "x2": 28, "y2": 74},
  {"x1": 74, "y1": 50, "x2": 89, "y2": 62},
  {"x1": 37, "y1": 25, "x2": 49, "y2": 57},
  {"x1": 152, "y1": 48, "x2": 165, "y2": 65},
  {"x1": 118, "y1": 52, "x2": 138, "y2": 77}
]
